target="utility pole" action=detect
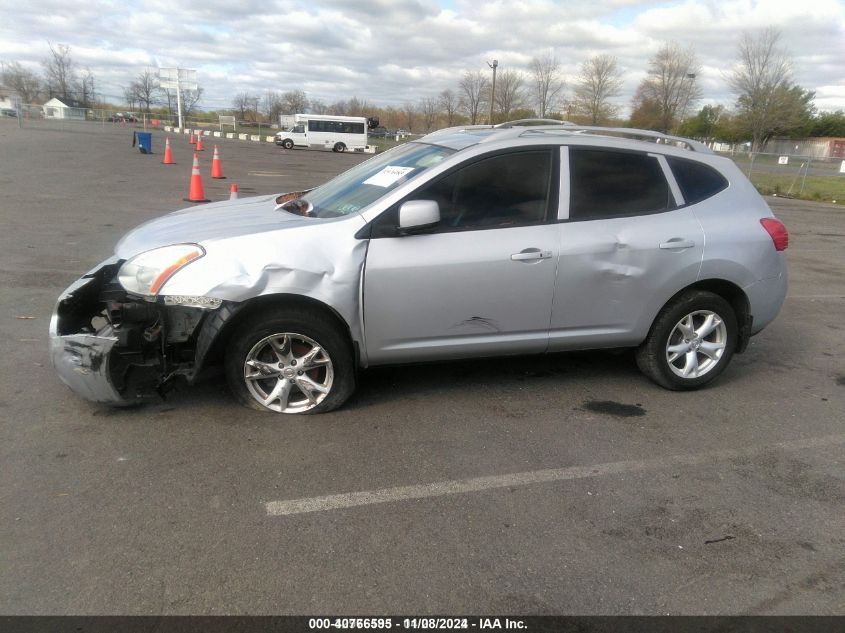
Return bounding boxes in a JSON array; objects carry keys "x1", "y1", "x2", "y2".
[{"x1": 487, "y1": 59, "x2": 498, "y2": 126}]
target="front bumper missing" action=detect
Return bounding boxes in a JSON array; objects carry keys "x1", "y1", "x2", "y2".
[{"x1": 49, "y1": 258, "x2": 188, "y2": 406}]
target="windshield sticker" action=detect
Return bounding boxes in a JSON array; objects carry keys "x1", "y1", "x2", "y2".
[{"x1": 363, "y1": 165, "x2": 415, "y2": 187}]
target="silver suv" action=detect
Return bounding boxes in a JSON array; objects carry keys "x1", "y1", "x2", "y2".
[{"x1": 50, "y1": 124, "x2": 788, "y2": 414}]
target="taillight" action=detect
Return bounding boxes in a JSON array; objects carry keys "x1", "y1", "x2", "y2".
[{"x1": 760, "y1": 218, "x2": 788, "y2": 251}]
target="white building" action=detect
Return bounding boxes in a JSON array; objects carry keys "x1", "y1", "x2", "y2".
[
  {"x1": 42, "y1": 98, "x2": 86, "y2": 120},
  {"x1": 0, "y1": 85, "x2": 20, "y2": 110}
]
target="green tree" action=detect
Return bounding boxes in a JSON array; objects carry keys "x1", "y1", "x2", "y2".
[
  {"x1": 630, "y1": 42, "x2": 701, "y2": 133},
  {"x1": 677, "y1": 105, "x2": 724, "y2": 140},
  {"x1": 808, "y1": 111, "x2": 845, "y2": 137},
  {"x1": 729, "y1": 28, "x2": 815, "y2": 150}
]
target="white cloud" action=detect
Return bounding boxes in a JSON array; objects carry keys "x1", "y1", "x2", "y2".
[{"x1": 0, "y1": 0, "x2": 842, "y2": 113}]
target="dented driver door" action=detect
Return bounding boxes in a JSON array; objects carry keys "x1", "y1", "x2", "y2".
[
  {"x1": 362, "y1": 148, "x2": 560, "y2": 365},
  {"x1": 362, "y1": 225, "x2": 559, "y2": 365}
]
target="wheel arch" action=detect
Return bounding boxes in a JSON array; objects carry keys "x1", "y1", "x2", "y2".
[
  {"x1": 662, "y1": 278, "x2": 751, "y2": 353},
  {"x1": 193, "y1": 293, "x2": 359, "y2": 379}
]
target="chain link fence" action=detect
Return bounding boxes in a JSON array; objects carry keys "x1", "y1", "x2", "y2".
[
  {"x1": 715, "y1": 149, "x2": 845, "y2": 203},
  {"x1": 3, "y1": 104, "x2": 286, "y2": 137},
  {"x1": 2, "y1": 104, "x2": 402, "y2": 152}
]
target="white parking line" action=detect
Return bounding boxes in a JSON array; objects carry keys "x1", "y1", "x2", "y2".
[{"x1": 265, "y1": 433, "x2": 845, "y2": 517}]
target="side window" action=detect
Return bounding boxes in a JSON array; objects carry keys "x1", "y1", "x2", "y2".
[
  {"x1": 667, "y1": 156, "x2": 728, "y2": 205},
  {"x1": 409, "y1": 150, "x2": 553, "y2": 232},
  {"x1": 569, "y1": 149, "x2": 672, "y2": 220}
]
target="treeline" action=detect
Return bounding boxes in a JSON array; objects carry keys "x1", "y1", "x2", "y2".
[
  {"x1": 4, "y1": 30, "x2": 844, "y2": 150},
  {"x1": 0, "y1": 45, "x2": 204, "y2": 121},
  {"x1": 1, "y1": 44, "x2": 97, "y2": 108},
  {"x1": 226, "y1": 51, "x2": 624, "y2": 132},
  {"x1": 222, "y1": 29, "x2": 843, "y2": 151}
]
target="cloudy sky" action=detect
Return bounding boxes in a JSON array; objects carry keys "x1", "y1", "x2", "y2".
[{"x1": 1, "y1": 0, "x2": 844, "y2": 114}]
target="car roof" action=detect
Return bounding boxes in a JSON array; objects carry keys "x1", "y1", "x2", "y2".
[{"x1": 419, "y1": 124, "x2": 713, "y2": 155}]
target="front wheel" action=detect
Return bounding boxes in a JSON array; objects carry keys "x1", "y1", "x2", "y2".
[
  {"x1": 333, "y1": 142, "x2": 346, "y2": 153},
  {"x1": 281, "y1": 139, "x2": 294, "y2": 150},
  {"x1": 635, "y1": 290, "x2": 737, "y2": 390},
  {"x1": 225, "y1": 309, "x2": 355, "y2": 414}
]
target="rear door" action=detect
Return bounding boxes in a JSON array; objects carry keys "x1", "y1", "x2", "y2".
[{"x1": 549, "y1": 147, "x2": 704, "y2": 350}]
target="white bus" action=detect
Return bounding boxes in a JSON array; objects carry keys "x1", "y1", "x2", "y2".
[{"x1": 275, "y1": 114, "x2": 368, "y2": 152}]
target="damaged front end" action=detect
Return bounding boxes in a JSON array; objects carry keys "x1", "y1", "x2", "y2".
[{"x1": 49, "y1": 258, "x2": 216, "y2": 405}]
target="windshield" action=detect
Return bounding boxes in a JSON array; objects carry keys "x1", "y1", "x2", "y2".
[{"x1": 285, "y1": 142, "x2": 454, "y2": 218}]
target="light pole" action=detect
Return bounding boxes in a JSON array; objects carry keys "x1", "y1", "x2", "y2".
[
  {"x1": 487, "y1": 59, "x2": 498, "y2": 125},
  {"x1": 682, "y1": 72, "x2": 696, "y2": 120}
]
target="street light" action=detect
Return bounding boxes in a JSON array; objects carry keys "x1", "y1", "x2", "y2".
[{"x1": 487, "y1": 59, "x2": 498, "y2": 125}]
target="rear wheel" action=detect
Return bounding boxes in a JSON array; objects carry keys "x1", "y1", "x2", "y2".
[
  {"x1": 333, "y1": 142, "x2": 346, "y2": 153},
  {"x1": 635, "y1": 290, "x2": 737, "y2": 390},
  {"x1": 225, "y1": 309, "x2": 355, "y2": 414}
]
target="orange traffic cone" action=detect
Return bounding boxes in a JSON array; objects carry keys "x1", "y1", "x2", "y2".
[
  {"x1": 189, "y1": 133, "x2": 196, "y2": 145},
  {"x1": 162, "y1": 137, "x2": 174, "y2": 165},
  {"x1": 196, "y1": 135, "x2": 205, "y2": 151},
  {"x1": 183, "y1": 153, "x2": 210, "y2": 203},
  {"x1": 211, "y1": 145, "x2": 226, "y2": 179},
  {"x1": 229, "y1": 184, "x2": 239, "y2": 200}
]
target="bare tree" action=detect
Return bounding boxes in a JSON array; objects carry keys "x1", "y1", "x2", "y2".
[
  {"x1": 232, "y1": 92, "x2": 256, "y2": 120},
  {"x1": 346, "y1": 97, "x2": 372, "y2": 117},
  {"x1": 330, "y1": 97, "x2": 372, "y2": 117},
  {"x1": 263, "y1": 91, "x2": 284, "y2": 121},
  {"x1": 574, "y1": 54, "x2": 623, "y2": 125},
  {"x1": 458, "y1": 70, "x2": 489, "y2": 124},
  {"x1": 530, "y1": 51, "x2": 565, "y2": 118},
  {"x1": 632, "y1": 42, "x2": 701, "y2": 132},
  {"x1": 181, "y1": 87, "x2": 203, "y2": 117},
  {"x1": 43, "y1": 42, "x2": 77, "y2": 102},
  {"x1": 162, "y1": 86, "x2": 203, "y2": 119},
  {"x1": 728, "y1": 28, "x2": 797, "y2": 152},
  {"x1": 78, "y1": 67, "x2": 96, "y2": 108},
  {"x1": 438, "y1": 88, "x2": 459, "y2": 127},
  {"x1": 494, "y1": 69, "x2": 528, "y2": 122},
  {"x1": 130, "y1": 69, "x2": 158, "y2": 112},
  {"x1": 123, "y1": 86, "x2": 138, "y2": 111},
  {"x1": 309, "y1": 99, "x2": 328, "y2": 114},
  {"x1": 383, "y1": 105, "x2": 399, "y2": 129},
  {"x1": 402, "y1": 101, "x2": 417, "y2": 132},
  {"x1": 282, "y1": 89, "x2": 309, "y2": 114},
  {"x1": 0, "y1": 61, "x2": 42, "y2": 103},
  {"x1": 419, "y1": 96, "x2": 439, "y2": 131}
]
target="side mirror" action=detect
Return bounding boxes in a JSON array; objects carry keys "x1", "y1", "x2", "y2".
[{"x1": 398, "y1": 200, "x2": 440, "y2": 235}]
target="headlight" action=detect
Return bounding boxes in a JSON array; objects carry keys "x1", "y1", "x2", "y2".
[{"x1": 118, "y1": 244, "x2": 204, "y2": 298}]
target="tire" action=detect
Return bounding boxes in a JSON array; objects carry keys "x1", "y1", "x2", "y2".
[
  {"x1": 635, "y1": 290, "x2": 737, "y2": 390},
  {"x1": 282, "y1": 139, "x2": 294, "y2": 150},
  {"x1": 333, "y1": 142, "x2": 346, "y2": 153},
  {"x1": 225, "y1": 308, "x2": 355, "y2": 414}
]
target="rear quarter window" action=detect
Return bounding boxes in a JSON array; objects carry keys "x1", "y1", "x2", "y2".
[{"x1": 667, "y1": 157, "x2": 729, "y2": 205}]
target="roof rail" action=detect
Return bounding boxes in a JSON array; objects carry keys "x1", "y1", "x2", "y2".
[
  {"x1": 421, "y1": 124, "x2": 494, "y2": 139},
  {"x1": 522, "y1": 125, "x2": 712, "y2": 153},
  {"x1": 495, "y1": 118, "x2": 575, "y2": 128}
]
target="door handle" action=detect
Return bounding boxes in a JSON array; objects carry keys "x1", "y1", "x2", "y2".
[
  {"x1": 659, "y1": 239, "x2": 696, "y2": 250},
  {"x1": 511, "y1": 248, "x2": 553, "y2": 262}
]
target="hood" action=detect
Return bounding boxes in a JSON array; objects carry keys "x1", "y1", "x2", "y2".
[{"x1": 115, "y1": 194, "x2": 317, "y2": 259}]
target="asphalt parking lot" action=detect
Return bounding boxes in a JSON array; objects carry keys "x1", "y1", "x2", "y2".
[{"x1": 1, "y1": 121, "x2": 843, "y2": 615}]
